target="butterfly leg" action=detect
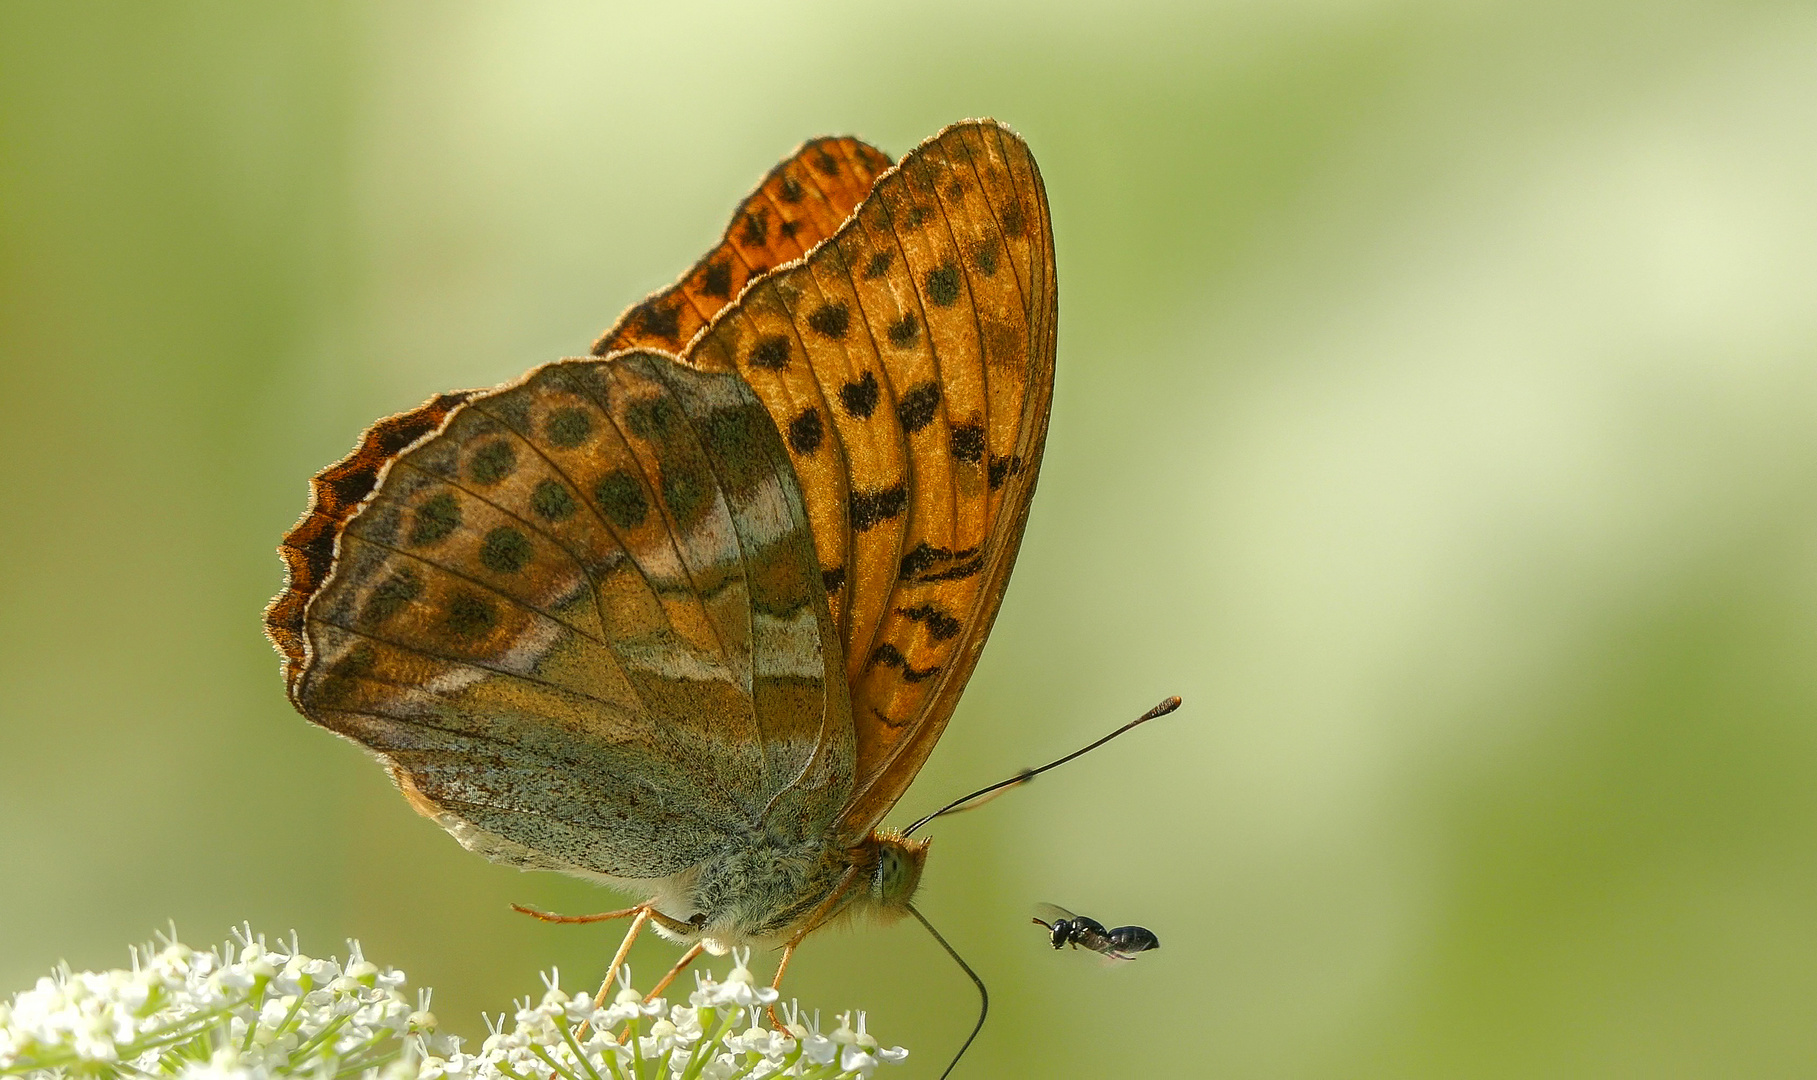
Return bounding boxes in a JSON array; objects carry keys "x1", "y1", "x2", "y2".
[
  {"x1": 765, "y1": 939, "x2": 802, "y2": 1028},
  {"x1": 561, "y1": 906, "x2": 657, "y2": 1039},
  {"x1": 762, "y1": 866, "x2": 865, "y2": 1025},
  {"x1": 511, "y1": 901, "x2": 657, "y2": 1035},
  {"x1": 511, "y1": 902, "x2": 649, "y2": 924},
  {"x1": 647, "y1": 941, "x2": 707, "y2": 1000},
  {"x1": 615, "y1": 942, "x2": 707, "y2": 1044},
  {"x1": 598, "y1": 907, "x2": 653, "y2": 1002}
]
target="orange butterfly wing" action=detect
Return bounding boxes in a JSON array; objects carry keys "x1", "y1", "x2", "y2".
[
  {"x1": 671, "y1": 120, "x2": 1056, "y2": 841},
  {"x1": 267, "y1": 120, "x2": 1053, "y2": 897},
  {"x1": 592, "y1": 137, "x2": 894, "y2": 358}
]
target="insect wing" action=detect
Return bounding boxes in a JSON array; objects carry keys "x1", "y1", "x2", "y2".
[
  {"x1": 266, "y1": 353, "x2": 855, "y2": 878},
  {"x1": 679, "y1": 120, "x2": 1057, "y2": 841},
  {"x1": 593, "y1": 137, "x2": 894, "y2": 359}
]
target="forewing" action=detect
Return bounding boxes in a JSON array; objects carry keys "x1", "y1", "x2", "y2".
[
  {"x1": 681, "y1": 120, "x2": 1056, "y2": 840},
  {"x1": 265, "y1": 350, "x2": 853, "y2": 878},
  {"x1": 592, "y1": 137, "x2": 894, "y2": 358},
  {"x1": 1032, "y1": 902, "x2": 1078, "y2": 928}
]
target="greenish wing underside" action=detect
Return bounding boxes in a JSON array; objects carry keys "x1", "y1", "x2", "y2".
[{"x1": 291, "y1": 352, "x2": 854, "y2": 878}]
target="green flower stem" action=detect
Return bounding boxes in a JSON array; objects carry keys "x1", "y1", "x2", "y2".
[{"x1": 556, "y1": 1017, "x2": 604, "y2": 1080}]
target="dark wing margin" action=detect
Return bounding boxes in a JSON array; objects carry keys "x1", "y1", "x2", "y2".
[{"x1": 267, "y1": 391, "x2": 476, "y2": 697}]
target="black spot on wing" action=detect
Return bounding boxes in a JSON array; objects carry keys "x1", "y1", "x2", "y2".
[
  {"x1": 468, "y1": 441, "x2": 516, "y2": 485},
  {"x1": 446, "y1": 592, "x2": 496, "y2": 637},
  {"x1": 989, "y1": 453, "x2": 1025, "y2": 490},
  {"x1": 926, "y1": 262, "x2": 962, "y2": 307},
  {"x1": 479, "y1": 527, "x2": 532, "y2": 573},
  {"x1": 898, "y1": 541, "x2": 984, "y2": 582},
  {"x1": 749, "y1": 335, "x2": 791, "y2": 370},
  {"x1": 807, "y1": 301, "x2": 850, "y2": 339},
  {"x1": 545, "y1": 407, "x2": 592, "y2": 449},
  {"x1": 361, "y1": 568, "x2": 422, "y2": 626},
  {"x1": 701, "y1": 260, "x2": 733, "y2": 299},
  {"x1": 863, "y1": 250, "x2": 894, "y2": 279},
  {"x1": 839, "y1": 371, "x2": 880, "y2": 418},
  {"x1": 633, "y1": 301, "x2": 681, "y2": 342},
  {"x1": 624, "y1": 397, "x2": 679, "y2": 440},
  {"x1": 917, "y1": 556, "x2": 983, "y2": 582},
  {"x1": 595, "y1": 470, "x2": 649, "y2": 529},
  {"x1": 886, "y1": 313, "x2": 918, "y2": 347},
  {"x1": 950, "y1": 421, "x2": 984, "y2": 464},
  {"x1": 787, "y1": 407, "x2": 824, "y2": 454},
  {"x1": 896, "y1": 382, "x2": 941, "y2": 434},
  {"x1": 850, "y1": 482, "x2": 906, "y2": 531},
  {"x1": 970, "y1": 239, "x2": 999, "y2": 276},
  {"x1": 740, "y1": 209, "x2": 768, "y2": 246},
  {"x1": 897, "y1": 603, "x2": 962, "y2": 641},
  {"x1": 866, "y1": 641, "x2": 940, "y2": 681},
  {"x1": 660, "y1": 464, "x2": 709, "y2": 526},
  {"x1": 821, "y1": 566, "x2": 846, "y2": 594},
  {"x1": 531, "y1": 479, "x2": 576, "y2": 522},
  {"x1": 409, "y1": 492, "x2": 460, "y2": 546},
  {"x1": 1000, "y1": 203, "x2": 1026, "y2": 239},
  {"x1": 696, "y1": 404, "x2": 775, "y2": 496}
]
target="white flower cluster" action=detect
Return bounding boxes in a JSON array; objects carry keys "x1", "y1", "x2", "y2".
[
  {"x1": 0, "y1": 928, "x2": 906, "y2": 1080},
  {"x1": 0, "y1": 924, "x2": 444, "y2": 1080},
  {"x1": 455, "y1": 950, "x2": 906, "y2": 1080}
]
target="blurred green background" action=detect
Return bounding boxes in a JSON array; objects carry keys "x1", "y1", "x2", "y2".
[{"x1": 5, "y1": 1, "x2": 1817, "y2": 1075}]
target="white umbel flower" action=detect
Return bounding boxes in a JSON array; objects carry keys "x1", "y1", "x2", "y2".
[{"x1": 0, "y1": 926, "x2": 907, "y2": 1080}]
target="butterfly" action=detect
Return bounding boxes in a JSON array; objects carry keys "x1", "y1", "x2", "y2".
[{"x1": 264, "y1": 119, "x2": 1056, "y2": 990}]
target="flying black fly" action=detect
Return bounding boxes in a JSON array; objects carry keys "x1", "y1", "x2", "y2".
[{"x1": 1032, "y1": 903, "x2": 1160, "y2": 961}]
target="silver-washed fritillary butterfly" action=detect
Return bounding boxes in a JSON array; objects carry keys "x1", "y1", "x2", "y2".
[{"x1": 265, "y1": 120, "x2": 1056, "y2": 1028}]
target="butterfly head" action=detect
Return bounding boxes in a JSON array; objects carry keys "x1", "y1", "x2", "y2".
[{"x1": 857, "y1": 830, "x2": 929, "y2": 914}]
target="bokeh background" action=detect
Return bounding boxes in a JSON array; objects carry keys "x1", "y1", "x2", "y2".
[{"x1": 6, "y1": 1, "x2": 1817, "y2": 1075}]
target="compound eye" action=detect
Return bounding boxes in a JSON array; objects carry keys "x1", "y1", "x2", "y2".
[{"x1": 873, "y1": 848, "x2": 899, "y2": 896}]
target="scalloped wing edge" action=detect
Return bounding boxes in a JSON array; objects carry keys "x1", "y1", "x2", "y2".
[{"x1": 264, "y1": 390, "x2": 477, "y2": 700}]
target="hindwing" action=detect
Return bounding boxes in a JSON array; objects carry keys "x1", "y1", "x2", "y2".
[{"x1": 266, "y1": 352, "x2": 854, "y2": 877}]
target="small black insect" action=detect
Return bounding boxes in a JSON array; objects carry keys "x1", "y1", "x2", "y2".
[{"x1": 1032, "y1": 903, "x2": 1160, "y2": 961}]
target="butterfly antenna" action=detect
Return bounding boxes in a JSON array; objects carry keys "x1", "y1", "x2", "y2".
[
  {"x1": 908, "y1": 904, "x2": 986, "y2": 1080},
  {"x1": 905, "y1": 695, "x2": 1181, "y2": 835}
]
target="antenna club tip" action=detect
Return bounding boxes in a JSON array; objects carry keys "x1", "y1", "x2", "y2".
[{"x1": 1145, "y1": 695, "x2": 1183, "y2": 720}]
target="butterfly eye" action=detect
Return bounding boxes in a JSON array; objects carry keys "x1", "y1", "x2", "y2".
[
  {"x1": 869, "y1": 839, "x2": 925, "y2": 905},
  {"x1": 872, "y1": 846, "x2": 903, "y2": 899}
]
